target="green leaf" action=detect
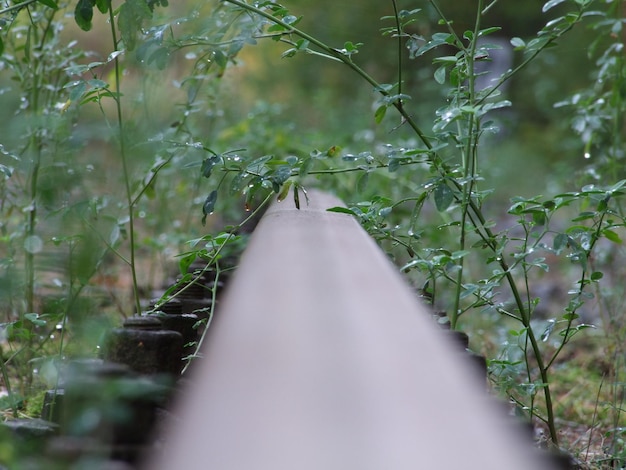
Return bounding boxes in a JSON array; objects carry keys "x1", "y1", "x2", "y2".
[
  {"x1": 74, "y1": 0, "x2": 94, "y2": 31},
  {"x1": 609, "y1": 179, "x2": 626, "y2": 193},
  {"x1": 230, "y1": 172, "x2": 248, "y2": 195},
  {"x1": 541, "y1": 320, "x2": 556, "y2": 342},
  {"x1": 143, "y1": 173, "x2": 157, "y2": 199},
  {"x1": 178, "y1": 253, "x2": 196, "y2": 276},
  {"x1": 542, "y1": 0, "x2": 567, "y2": 12},
  {"x1": 510, "y1": 37, "x2": 526, "y2": 50},
  {"x1": 95, "y1": 0, "x2": 111, "y2": 13},
  {"x1": 213, "y1": 50, "x2": 227, "y2": 70},
  {"x1": 0, "y1": 37, "x2": 3, "y2": 57},
  {"x1": 432, "y1": 56, "x2": 458, "y2": 65},
  {"x1": 434, "y1": 66, "x2": 446, "y2": 84},
  {"x1": 118, "y1": 0, "x2": 152, "y2": 51},
  {"x1": 532, "y1": 211, "x2": 546, "y2": 226},
  {"x1": 68, "y1": 80, "x2": 88, "y2": 102},
  {"x1": 281, "y1": 48, "x2": 297, "y2": 59},
  {"x1": 87, "y1": 78, "x2": 108, "y2": 89},
  {"x1": 37, "y1": 0, "x2": 59, "y2": 9},
  {"x1": 201, "y1": 156, "x2": 220, "y2": 178},
  {"x1": 118, "y1": 3, "x2": 135, "y2": 49},
  {"x1": 415, "y1": 32, "x2": 454, "y2": 57},
  {"x1": 374, "y1": 104, "x2": 387, "y2": 124},
  {"x1": 277, "y1": 181, "x2": 292, "y2": 202},
  {"x1": 201, "y1": 190, "x2": 218, "y2": 226},
  {"x1": 0, "y1": 163, "x2": 12, "y2": 179},
  {"x1": 327, "y1": 206, "x2": 357, "y2": 216},
  {"x1": 477, "y1": 26, "x2": 502, "y2": 37},
  {"x1": 24, "y1": 313, "x2": 47, "y2": 327},
  {"x1": 603, "y1": 229, "x2": 622, "y2": 244},
  {"x1": 434, "y1": 182, "x2": 454, "y2": 212},
  {"x1": 343, "y1": 41, "x2": 362, "y2": 53},
  {"x1": 378, "y1": 206, "x2": 392, "y2": 217},
  {"x1": 451, "y1": 250, "x2": 470, "y2": 260},
  {"x1": 571, "y1": 211, "x2": 596, "y2": 222},
  {"x1": 553, "y1": 233, "x2": 568, "y2": 253},
  {"x1": 292, "y1": 185, "x2": 309, "y2": 209},
  {"x1": 590, "y1": 271, "x2": 604, "y2": 281}
]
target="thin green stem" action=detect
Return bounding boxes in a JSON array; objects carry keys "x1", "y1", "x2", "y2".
[
  {"x1": 390, "y1": 0, "x2": 404, "y2": 114},
  {"x1": 449, "y1": 0, "x2": 482, "y2": 330},
  {"x1": 25, "y1": 8, "x2": 43, "y2": 316},
  {"x1": 108, "y1": 7, "x2": 142, "y2": 317},
  {"x1": 22, "y1": 4, "x2": 56, "y2": 392},
  {"x1": 481, "y1": 0, "x2": 499, "y2": 15},
  {"x1": 0, "y1": 0, "x2": 39, "y2": 15}
]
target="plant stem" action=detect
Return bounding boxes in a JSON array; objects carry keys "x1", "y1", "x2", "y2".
[
  {"x1": 22, "y1": 4, "x2": 57, "y2": 392},
  {"x1": 108, "y1": 8, "x2": 142, "y2": 317},
  {"x1": 390, "y1": 0, "x2": 404, "y2": 116},
  {"x1": 0, "y1": 0, "x2": 39, "y2": 15},
  {"x1": 450, "y1": 0, "x2": 482, "y2": 330}
]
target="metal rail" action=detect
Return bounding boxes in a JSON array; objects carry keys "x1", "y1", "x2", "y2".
[{"x1": 148, "y1": 190, "x2": 552, "y2": 470}]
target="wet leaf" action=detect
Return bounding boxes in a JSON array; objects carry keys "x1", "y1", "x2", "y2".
[
  {"x1": 541, "y1": 319, "x2": 555, "y2": 342},
  {"x1": 327, "y1": 206, "x2": 356, "y2": 216},
  {"x1": 24, "y1": 313, "x2": 47, "y2": 327},
  {"x1": 434, "y1": 182, "x2": 454, "y2": 212},
  {"x1": 590, "y1": 271, "x2": 603, "y2": 281},
  {"x1": 603, "y1": 229, "x2": 622, "y2": 244},
  {"x1": 201, "y1": 190, "x2": 218, "y2": 226},
  {"x1": 434, "y1": 65, "x2": 446, "y2": 84},
  {"x1": 542, "y1": 0, "x2": 567, "y2": 12},
  {"x1": 374, "y1": 104, "x2": 387, "y2": 124},
  {"x1": 277, "y1": 181, "x2": 292, "y2": 202},
  {"x1": 37, "y1": 0, "x2": 59, "y2": 9},
  {"x1": 96, "y1": 0, "x2": 111, "y2": 13},
  {"x1": 118, "y1": 0, "x2": 152, "y2": 51},
  {"x1": 178, "y1": 253, "x2": 196, "y2": 276},
  {"x1": 201, "y1": 156, "x2": 220, "y2": 178},
  {"x1": 74, "y1": 0, "x2": 94, "y2": 31}
]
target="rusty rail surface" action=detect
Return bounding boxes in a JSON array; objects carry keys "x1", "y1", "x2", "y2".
[{"x1": 148, "y1": 190, "x2": 552, "y2": 470}]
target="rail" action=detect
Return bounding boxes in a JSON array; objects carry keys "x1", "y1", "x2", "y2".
[{"x1": 147, "y1": 190, "x2": 554, "y2": 470}]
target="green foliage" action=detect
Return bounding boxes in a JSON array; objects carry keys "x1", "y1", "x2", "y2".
[{"x1": 1, "y1": 0, "x2": 625, "y2": 466}]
